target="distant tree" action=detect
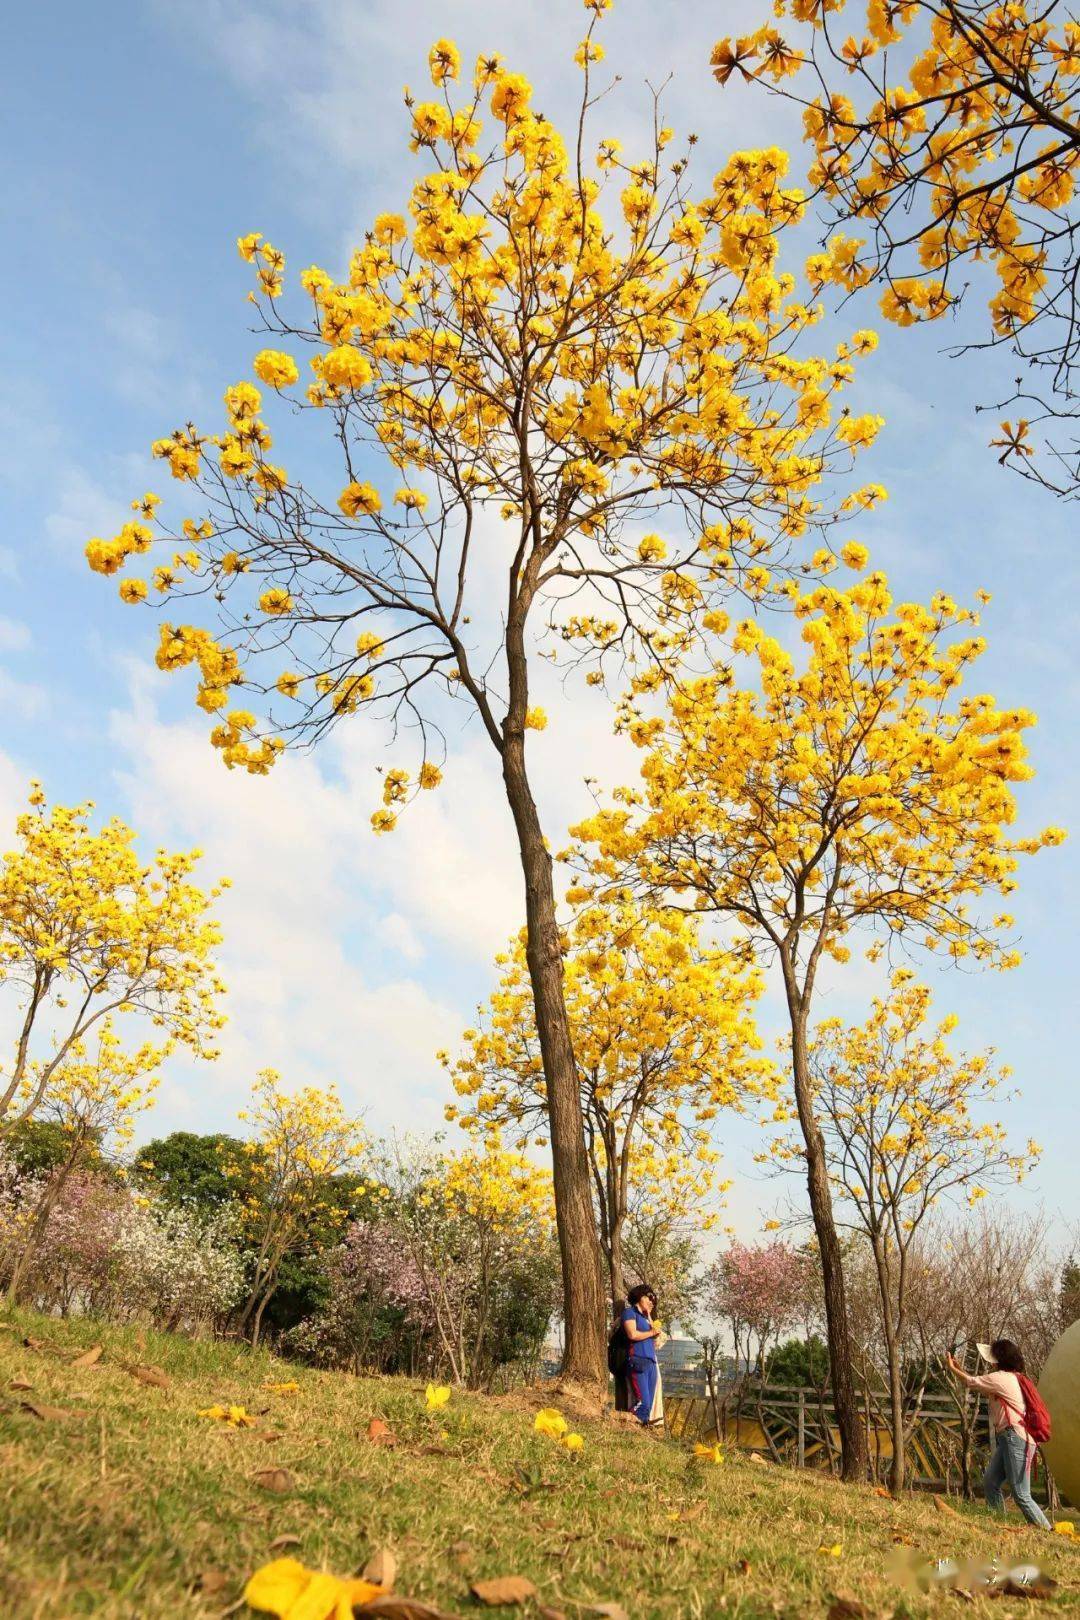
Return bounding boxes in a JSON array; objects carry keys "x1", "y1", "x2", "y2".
[
  {"x1": 770, "y1": 1334, "x2": 830, "y2": 1388},
  {"x1": 229, "y1": 1071, "x2": 366, "y2": 1347},
  {"x1": 576, "y1": 572, "x2": 1064, "y2": 1478},
  {"x1": 622, "y1": 1205, "x2": 703, "y2": 1332},
  {"x1": 1061, "y1": 1256, "x2": 1080, "y2": 1330},
  {"x1": 448, "y1": 900, "x2": 768, "y2": 1308},
  {"x1": 778, "y1": 975, "x2": 1038, "y2": 1492},
  {"x1": 4, "y1": 1119, "x2": 101, "y2": 1178},
  {"x1": 0, "y1": 787, "x2": 225, "y2": 1133},
  {"x1": 134, "y1": 1131, "x2": 251, "y2": 1212}
]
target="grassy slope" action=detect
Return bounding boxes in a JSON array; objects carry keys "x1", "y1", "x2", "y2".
[{"x1": 0, "y1": 1307, "x2": 1076, "y2": 1620}]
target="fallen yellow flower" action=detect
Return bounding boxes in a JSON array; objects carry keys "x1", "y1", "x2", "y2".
[
  {"x1": 818, "y1": 1544, "x2": 843, "y2": 1558},
  {"x1": 693, "y1": 1442, "x2": 724, "y2": 1464},
  {"x1": 198, "y1": 1404, "x2": 256, "y2": 1428},
  {"x1": 265, "y1": 1380, "x2": 300, "y2": 1396},
  {"x1": 425, "y1": 1383, "x2": 452, "y2": 1411},
  {"x1": 561, "y1": 1432, "x2": 585, "y2": 1452},
  {"x1": 245, "y1": 1557, "x2": 381, "y2": 1619},
  {"x1": 1054, "y1": 1520, "x2": 1077, "y2": 1537},
  {"x1": 533, "y1": 1407, "x2": 568, "y2": 1439}
]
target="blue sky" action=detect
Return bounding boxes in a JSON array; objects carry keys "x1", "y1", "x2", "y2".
[{"x1": 1, "y1": 0, "x2": 1076, "y2": 1242}]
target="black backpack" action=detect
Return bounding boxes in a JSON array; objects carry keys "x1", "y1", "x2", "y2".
[{"x1": 607, "y1": 1319, "x2": 629, "y2": 1377}]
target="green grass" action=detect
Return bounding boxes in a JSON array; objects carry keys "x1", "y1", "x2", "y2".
[{"x1": 1, "y1": 1306, "x2": 1076, "y2": 1619}]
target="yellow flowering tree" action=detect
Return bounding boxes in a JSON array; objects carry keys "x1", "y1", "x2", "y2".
[
  {"x1": 772, "y1": 973, "x2": 1039, "y2": 1491},
  {"x1": 0, "y1": 786, "x2": 226, "y2": 1134},
  {"x1": 446, "y1": 901, "x2": 773, "y2": 1307},
  {"x1": 379, "y1": 1140, "x2": 558, "y2": 1386},
  {"x1": 83, "y1": 13, "x2": 886, "y2": 1380},
  {"x1": 573, "y1": 571, "x2": 1064, "y2": 1476},
  {"x1": 230, "y1": 1071, "x2": 366, "y2": 1346},
  {"x1": 711, "y1": 1, "x2": 1080, "y2": 494},
  {"x1": 3, "y1": 1020, "x2": 163, "y2": 1303}
]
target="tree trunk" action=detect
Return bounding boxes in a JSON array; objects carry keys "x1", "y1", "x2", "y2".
[
  {"x1": 501, "y1": 726, "x2": 606, "y2": 1385},
  {"x1": 608, "y1": 1213, "x2": 626, "y2": 1311},
  {"x1": 5, "y1": 1130, "x2": 87, "y2": 1304},
  {"x1": 788, "y1": 1007, "x2": 869, "y2": 1483}
]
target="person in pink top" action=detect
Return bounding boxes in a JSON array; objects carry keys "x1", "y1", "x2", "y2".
[{"x1": 946, "y1": 1339, "x2": 1051, "y2": 1529}]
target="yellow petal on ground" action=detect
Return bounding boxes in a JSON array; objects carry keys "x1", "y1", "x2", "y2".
[
  {"x1": 562, "y1": 1432, "x2": 585, "y2": 1452},
  {"x1": 243, "y1": 1557, "x2": 311, "y2": 1616},
  {"x1": 533, "y1": 1407, "x2": 567, "y2": 1437},
  {"x1": 341, "y1": 1578, "x2": 384, "y2": 1605},
  {"x1": 1054, "y1": 1520, "x2": 1076, "y2": 1536},
  {"x1": 288, "y1": 1570, "x2": 350, "y2": 1620},
  {"x1": 817, "y1": 1543, "x2": 842, "y2": 1557},
  {"x1": 425, "y1": 1383, "x2": 452, "y2": 1410}
]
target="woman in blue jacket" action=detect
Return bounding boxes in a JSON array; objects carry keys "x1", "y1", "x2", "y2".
[{"x1": 621, "y1": 1284, "x2": 664, "y2": 1426}]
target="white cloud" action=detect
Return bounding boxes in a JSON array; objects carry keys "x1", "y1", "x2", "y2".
[
  {"x1": 44, "y1": 465, "x2": 134, "y2": 561},
  {"x1": 0, "y1": 619, "x2": 30, "y2": 653},
  {"x1": 104, "y1": 663, "x2": 504, "y2": 1143}
]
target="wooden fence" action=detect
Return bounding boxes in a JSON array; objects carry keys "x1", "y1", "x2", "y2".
[{"x1": 664, "y1": 1383, "x2": 991, "y2": 1490}]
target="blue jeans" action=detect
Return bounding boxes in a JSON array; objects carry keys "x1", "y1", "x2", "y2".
[
  {"x1": 626, "y1": 1356, "x2": 658, "y2": 1425},
  {"x1": 984, "y1": 1429, "x2": 1051, "y2": 1529}
]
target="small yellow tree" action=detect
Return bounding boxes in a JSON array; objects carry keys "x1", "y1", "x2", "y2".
[
  {"x1": 446, "y1": 900, "x2": 773, "y2": 1306},
  {"x1": 4, "y1": 1020, "x2": 163, "y2": 1302},
  {"x1": 0, "y1": 786, "x2": 226, "y2": 1133},
  {"x1": 711, "y1": 1, "x2": 1080, "y2": 493},
  {"x1": 573, "y1": 569, "x2": 1064, "y2": 1477},
  {"x1": 771, "y1": 973, "x2": 1038, "y2": 1491},
  {"x1": 84, "y1": 14, "x2": 885, "y2": 1380},
  {"x1": 231, "y1": 1071, "x2": 365, "y2": 1346}
]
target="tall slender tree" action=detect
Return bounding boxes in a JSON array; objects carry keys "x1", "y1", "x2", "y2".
[
  {"x1": 85, "y1": 19, "x2": 881, "y2": 1377},
  {"x1": 574, "y1": 569, "x2": 1063, "y2": 1472}
]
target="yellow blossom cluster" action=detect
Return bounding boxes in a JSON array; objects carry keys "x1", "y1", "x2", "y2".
[
  {"x1": 0, "y1": 786, "x2": 226, "y2": 1132},
  {"x1": 448, "y1": 901, "x2": 774, "y2": 1262},
  {"x1": 710, "y1": 3, "x2": 1080, "y2": 474},
  {"x1": 84, "y1": 16, "x2": 885, "y2": 826},
  {"x1": 770, "y1": 973, "x2": 1039, "y2": 1218},
  {"x1": 572, "y1": 576, "x2": 1065, "y2": 972}
]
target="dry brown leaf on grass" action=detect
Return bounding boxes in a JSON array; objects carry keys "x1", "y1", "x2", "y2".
[
  {"x1": 537, "y1": 1608, "x2": 568, "y2": 1620},
  {"x1": 932, "y1": 1495, "x2": 962, "y2": 1520},
  {"x1": 587, "y1": 1603, "x2": 630, "y2": 1620},
  {"x1": 69, "y1": 1344, "x2": 103, "y2": 1369},
  {"x1": 997, "y1": 1573, "x2": 1059, "y2": 1600},
  {"x1": 828, "y1": 1597, "x2": 867, "y2": 1619},
  {"x1": 362, "y1": 1548, "x2": 397, "y2": 1591},
  {"x1": 735, "y1": 1559, "x2": 751, "y2": 1576},
  {"x1": 126, "y1": 1363, "x2": 169, "y2": 1389},
  {"x1": 470, "y1": 1575, "x2": 538, "y2": 1606},
  {"x1": 367, "y1": 1417, "x2": 397, "y2": 1447},
  {"x1": 9, "y1": 1378, "x2": 33, "y2": 1391},
  {"x1": 20, "y1": 1399, "x2": 77, "y2": 1422},
  {"x1": 357, "y1": 1598, "x2": 459, "y2": 1620},
  {"x1": 251, "y1": 1467, "x2": 295, "y2": 1495},
  {"x1": 22, "y1": 1335, "x2": 46, "y2": 1351},
  {"x1": 268, "y1": 1534, "x2": 302, "y2": 1553},
  {"x1": 192, "y1": 1568, "x2": 230, "y2": 1595}
]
